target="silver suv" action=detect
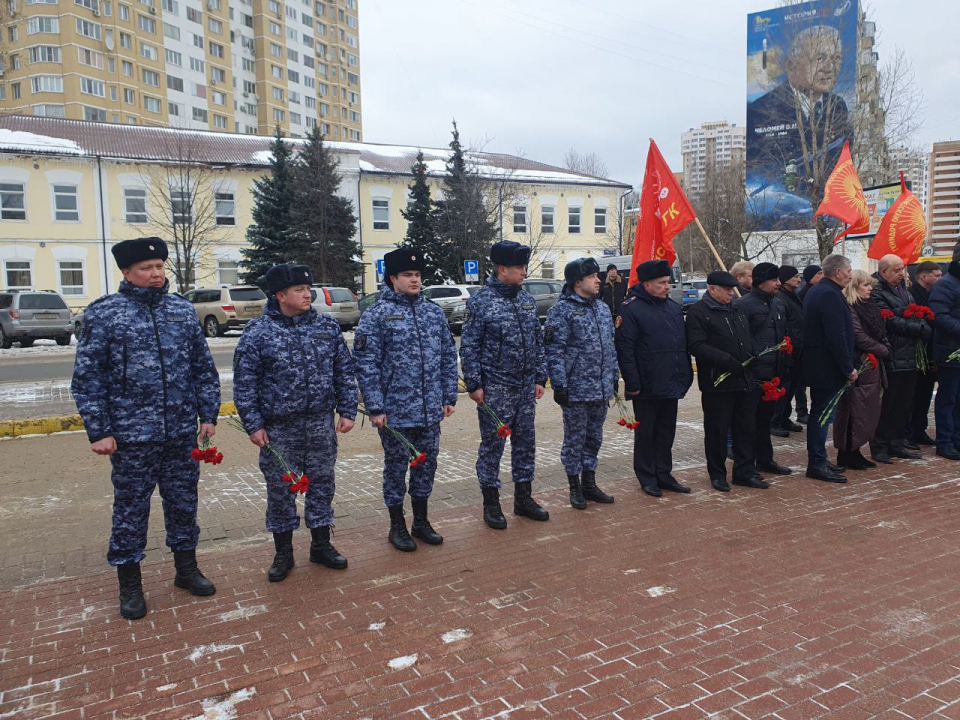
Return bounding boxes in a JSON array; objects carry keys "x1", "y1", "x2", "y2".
[
  {"x1": 183, "y1": 286, "x2": 267, "y2": 337},
  {"x1": 422, "y1": 284, "x2": 481, "y2": 334},
  {"x1": 311, "y1": 286, "x2": 360, "y2": 329},
  {"x1": 0, "y1": 290, "x2": 74, "y2": 348},
  {"x1": 521, "y1": 279, "x2": 564, "y2": 321}
]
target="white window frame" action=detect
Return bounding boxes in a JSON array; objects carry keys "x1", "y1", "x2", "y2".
[
  {"x1": 541, "y1": 205, "x2": 555, "y2": 234},
  {"x1": 123, "y1": 187, "x2": 147, "y2": 223},
  {"x1": 170, "y1": 188, "x2": 192, "y2": 225},
  {"x1": 27, "y1": 16, "x2": 59, "y2": 34},
  {"x1": 0, "y1": 183, "x2": 27, "y2": 221},
  {"x1": 4, "y1": 260, "x2": 33, "y2": 290},
  {"x1": 594, "y1": 207, "x2": 607, "y2": 234},
  {"x1": 58, "y1": 259, "x2": 86, "y2": 296},
  {"x1": 568, "y1": 206, "x2": 581, "y2": 234},
  {"x1": 51, "y1": 184, "x2": 80, "y2": 222},
  {"x1": 513, "y1": 204, "x2": 527, "y2": 234},
  {"x1": 216, "y1": 259, "x2": 238, "y2": 285},
  {"x1": 371, "y1": 198, "x2": 389, "y2": 230}
]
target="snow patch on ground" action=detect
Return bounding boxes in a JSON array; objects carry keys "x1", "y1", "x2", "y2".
[
  {"x1": 188, "y1": 643, "x2": 243, "y2": 663},
  {"x1": 156, "y1": 683, "x2": 177, "y2": 692},
  {"x1": 441, "y1": 628, "x2": 473, "y2": 644},
  {"x1": 623, "y1": 569, "x2": 640, "y2": 575},
  {"x1": 186, "y1": 687, "x2": 255, "y2": 720},
  {"x1": 388, "y1": 654, "x2": 418, "y2": 670},
  {"x1": 368, "y1": 621, "x2": 386, "y2": 631},
  {"x1": 218, "y1": 604, "x2": 266, "y2": 622},
  {"x1": 646, "y1": 586, "x2": 677, "y2": 597}
]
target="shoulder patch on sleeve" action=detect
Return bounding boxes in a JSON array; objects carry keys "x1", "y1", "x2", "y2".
[
  {"x1": 615, "y1": 315, "x2": 623, "y2": 329},
  {"x1": 544, "y1": 326, "x2": 554, "y2": 343},
  {"x1": 353, "y1": 333, "x2": 366, "y2": 351}
]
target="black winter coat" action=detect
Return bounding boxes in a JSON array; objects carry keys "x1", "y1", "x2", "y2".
[
  {"x1": 930, "y1": 262, "x2": 960, "y2": 367},
  {"x1": 801, "y1": 278, "x2": 855, "y2": 390},
  {"x1": 871, "y1": 275, "x2": 932, "y2": 373},
  {"x1": 910, "y1": 281, "x2": 935, "y2": 356},
  {"x1": 779, "y1": 288, "x2": 804, "y2": 347},
  {"x1": 735, "y1": 288, "x2": 787, "y2": 381},
  {"x1": 685, "y1": 293, "x2": 754, "y2": 393},
  {"x1": 615, "y1": 284, "x2": 692, "y2": 400},
  {"x1": 601, "y1": 274, "x2": 627, "y2": 317}
]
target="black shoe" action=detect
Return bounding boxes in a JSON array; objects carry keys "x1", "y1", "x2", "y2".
[
  {"x1": 566, "y1": 474, "x2": 587, "y2": 510},
  {"x1": 770, "y1": 426, "x2": 790, "y2": 438},
  {"x1": 757, "y1": 461, "x2": 793, "y2": 475},
  {"x1": 410, "y1": 497, "x2": 443, "y2": 545},
  {"x1": 580, "y1": 470, "x2": 614, "y2": 503},
  {"x1": 796, "y1": 412, "x2": 809, "y2": 425},
  {"x1": 117, "y1": 563, "x2": 147, "y2": 620},
  {"x1": 659, "y1": 477, "x2": 691, "y2": 494},
  {"x1": 806, "y1": 466, "x2": 847, "y2": 483},
  {"x1": 514, "y1": 482, "x2": 550, "y2": 521},
  {"x1": 826, "y1": 461, "x2": 846, "y2": 473},
  {"x1": 387, "y1": 505, "x2": 417, "y2": 552},
  {"x1": 785, "y1": 420, "x2": 803, "y2": 432},
  {"x1": 640, "y1": 482, "x2": 662, "y2": 497},
  {"x1": 732, "y1": 475, "x2": 768, "y2": 489},
  {"x1": 902, "y1": 440, "x2": 920, "y2": 451},
  {"x1": 481, "y1": 487, "x2": 507, "y2": 529},
  {"x1": 890, "y1": 449, "x2": 921, "y2": 460},
  {"x1": 912, "y1": 431, "x2": 936, "y2": 446},
  {"x1": 711, "y1": 478, "x2": 731, "y2": 492},
  {"x1": 173, "y1": 550, "x2": 216, "y2": 596},
  {"x1": 268, "y1": 530, "x2": 295, "y2": 582},
  {"x1": 310, "y1": 525, "x2": 348, "y2": 568},
  {"x1": 872, "y1": 452, "x2": 894, "y2": 464},
  {"x1": 854, "y1": 451, "x2": 877, "y2": 469},
  {"x1": 936, "y1": 446, "x2": 960, "y2": 460}
]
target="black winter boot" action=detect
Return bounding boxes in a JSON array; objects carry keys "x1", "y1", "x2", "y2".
[
  {"x1": 268, "y1": 530, "x2": 295, "y2": 582},
  {"x1": 310, "y1": 525, "x2": 348, "y2": 569},
  {"x1": 410, "y1": 497, "x2": 443, "y2": 545},
  {"x1": 173, "y1": 550, "x2": 216, "y2": 596},
  {"x1": 388, "y1": 505, "x2": 417, "y2": 552},
  {"x1": 567, "y1": 474, "x2": 587, "y2": 509},
  {"x1": 117, "y1": 563, "x2": 147, "y2": 620},
  {"x1": 514, "y1": 482, "x2": 549, "y2": 521},
  {"x1": 481, "y1": 487, "x2": 507, "y2": 529},
  {"x1": 580, "y1": 470, "x2": 615, "y2": 504}
]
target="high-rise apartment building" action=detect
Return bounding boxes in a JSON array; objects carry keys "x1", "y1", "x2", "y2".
[
  {"x1": 889, "y1": 146, "x2": 929, "y2": 214},
  {"x1": 0, "y1": 0, "x2": 362, "y2": 139},
  {"x1": 680, "y1": 120, "x2": 745, "y2": 198},
  {"x1": 927, "y1": 140, "x2": 960, "y2": 254}
]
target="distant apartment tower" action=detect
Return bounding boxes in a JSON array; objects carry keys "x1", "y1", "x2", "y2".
[
  {"x1": 680, "y1": 120, "x2": 745, "y2": 197},
  {"x1": 0, "y1": 0, "x2": 362, "y2": 140},
  {"x1": 889, "y1": 146, "x2": 929, "y2": 213},
  {"x1": 927, "y1": 140, "x2": 960, "y2": 254}
]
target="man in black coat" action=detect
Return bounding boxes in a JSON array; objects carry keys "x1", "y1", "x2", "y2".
[
  {"x1": 794, "y1": 264, "x2": 822, "y2": 423},
  {"x1": 616, "y1": 260, "x2": 694, "y2": 498},
  {"x1": 601, "y1": 263, "x2": 627, "y2": 317},
  {"x1": 686, "y1": 271, "x2": 764, "y2": 492},
  {"x1": 907, "y1": 261, "x2": 943, "y2": 446},
  {"x1": 870, "y1": 254, "x2": 933, "y2": 463},
  {"x1": 802, "y1": 254, "x2": 855, "y2": 482},
  {"x1": 736, "y1": 262, "x2": 792, "y2": 477},
  {"x1": 772, "y1": 265, "x2": 804, "y2": 435}
]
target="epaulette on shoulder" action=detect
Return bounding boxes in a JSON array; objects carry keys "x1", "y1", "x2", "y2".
[{"x1": 621, "y1": 296, "x2": 636, "y2": 306}]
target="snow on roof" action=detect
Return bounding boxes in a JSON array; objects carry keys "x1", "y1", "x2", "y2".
[{"x1": 0, "y1": 115, "x2": 632, "y2": 188}]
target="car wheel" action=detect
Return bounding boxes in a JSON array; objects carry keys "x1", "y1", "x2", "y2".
[
  {"x1": 203, "y1": 316, "x2": 222, "y2": 338},
  {"x1": 0, "y1": 327, "x2": 12, "y2": 349},
  {"x1": 56, "y1": 335, "x2": 71, "y2": 346},
  {"x1": 18, "y1": 338, "x2": 35, "y2": 348},
  {"x1": 74, "y1": 321, "x2": 83, "y2": 341}
]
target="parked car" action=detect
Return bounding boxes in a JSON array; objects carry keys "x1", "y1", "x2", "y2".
[
  {"x1": 310, "y1": 286, "x2": 360, "y2": 329},
  {"x1": 521, "y1": 279, "x2": 564, "y2": 321},
  {"x1": 0, "y1": 290, "x2": 74, "y2": 348},
  {"x1": 422, "y1": 285, "x2": 481, "y2": 334},
  {"x1": 183, "y1": 285, "x2": 267, "y2": 337},
  {"x1": 689, "y1": 278, "x2": 708, "y2": 299},
  {"x1": 681, "y1": 283, "x2": 700, "y2": 308},
  {"x1": 358, "y1": 290, "x2": 380, "y2": 317},
  {"x1": 73, "y1": 308, "x2": 86, "y2": 341}
]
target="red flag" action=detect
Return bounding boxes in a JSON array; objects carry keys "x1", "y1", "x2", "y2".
[
  {"x1": 814, "y1": 142, "x2": 869, "y2": 241},
  {"x1": 867, "y1": 172, "x2": 927, "y2": 264},
  {"x1": 629, "y1": 139, "x2": 696, "y2": 288}
]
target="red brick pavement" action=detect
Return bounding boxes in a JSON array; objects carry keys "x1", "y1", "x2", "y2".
[{"x1": 3, "y1": 442, "x2": 960, "y2": 719}]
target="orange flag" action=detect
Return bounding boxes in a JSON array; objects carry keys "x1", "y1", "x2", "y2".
[
  {"x1": 867, "y1": 172, "x2": 927, "y2": 264},
  {"x1": 814, "y1": 142, "x2": 869, "y2": 241},
  {"x1": 629, "y1": 139, "x2": 696, "y2": 287}
]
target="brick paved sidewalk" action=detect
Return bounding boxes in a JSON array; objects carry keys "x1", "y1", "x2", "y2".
[{"x1": 3, "y1": 440, "x2": 960, "y2": 719}]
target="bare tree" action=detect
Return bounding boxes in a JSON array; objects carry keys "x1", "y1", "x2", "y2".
[{"x1": 563, "y1": 149, "x2": 610, "y2": 179}]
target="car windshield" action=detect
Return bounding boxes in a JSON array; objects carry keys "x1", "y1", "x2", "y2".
[
  {"x1": 230, "y1": 288, "x2": 266, "y2": 301},
  {"x1": 20, "y1": 294, "x2": 68, "y2": 310},
  {"x1": 466, "y1": 287, "x2": 481, "y2": 296},
  {"x1": 328, "y1": 288, "x2": 355, "y2": 303}
]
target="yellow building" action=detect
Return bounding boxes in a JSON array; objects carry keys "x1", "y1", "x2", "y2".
[
  {"x1": 0, "y1": 115, "x2": 631, "y2": 307},
  {"x1": 0, "y1": 0, "x2": 362, "y2": 140}
]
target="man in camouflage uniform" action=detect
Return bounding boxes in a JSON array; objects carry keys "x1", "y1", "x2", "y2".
[
  {"x1": 545, "y1": 257, "x2": 617, "y2": 509},
  {"x1": 72, "y1": 237, "x2": 220, "y2": 620},
  {"x1": 233, "y1": 264, "x2": 358, "y2": 582},
  {"x1": 460, "y1": 240, "x2": 550, "y2": 528},
  {"x1": 353, "y1": 248, "x2": 458, "y2": 551}
]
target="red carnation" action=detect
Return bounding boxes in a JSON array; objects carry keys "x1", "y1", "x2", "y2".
[
  {"x1": 780, "y1": 336, "x2": 794, "y2": 355},
  {"x1": 289, "y1": 481, "x2": 300, "y2": 493},
  {"x1": 880, "y1": 309, "x2": 894, "y2": 320},
  {"x1": 617, "y1": 418, "x2": 627, "y2": 426},
  {"x1": 191, "y1": 448, "x2": 202, "y2": 460},
  {"x1": 496, "y1": 424, "x2": 512, "y2": 438},
  {"x1": 866, "y1": 353, "x2": 878, "y2": 370}
]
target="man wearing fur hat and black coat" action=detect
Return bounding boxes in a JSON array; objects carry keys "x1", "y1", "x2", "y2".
[
  {"x1": 736, "y1": 262, "x2": 793, "y2": 479},
  {"x1": 615, "y1": 259, "x2": 693, "y2": 497}
]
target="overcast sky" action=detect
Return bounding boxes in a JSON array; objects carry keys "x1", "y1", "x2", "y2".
[{"x1": 358, "y1": 0, "x2": 960, "y2": 187}]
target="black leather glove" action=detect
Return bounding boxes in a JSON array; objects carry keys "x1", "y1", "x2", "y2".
[{"x1": 553, "y1": 386, "x2": 570, "y2": 407}]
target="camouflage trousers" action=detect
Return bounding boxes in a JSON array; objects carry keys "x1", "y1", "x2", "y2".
[
  {"x1": 107, "y1": 436, "x2": 200, "y2": 566},
  {"x1": 378, "y1": 423, "x2": 441, "y2": 507},
  {"x1": 476, "y1": 382, "x2": 537, "y2": 489},
  {"x1": 260, "y1": 413, "x2": 337, "y2": 533},
  {"x1": 560, "y1": 400, "x2": 608, "y2": 475}
]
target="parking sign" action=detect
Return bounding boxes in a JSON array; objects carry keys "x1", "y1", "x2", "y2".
[
  {"x1": 375, "y1": 258, "x2": 386, "y2": 277},
  {"x1": 464, "y1": 259, "x2": 479, "y2": 282}
]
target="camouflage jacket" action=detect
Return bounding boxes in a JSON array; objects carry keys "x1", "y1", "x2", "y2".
[
  {"x1": 459, "y1": 276, "x2": 548, "y2": 392},
  {"x1": 71, "y1": 280, "x2": 221, "y2": 443},
  {"x1": 544, "y1": 289, "x2": 618, "y2": 402},
  {"x1": 232, "y1": 298, "x2": 358, "y2": 432},
  {"x1": 352, "y1": 287, "x2": 458, "y2": 428}
]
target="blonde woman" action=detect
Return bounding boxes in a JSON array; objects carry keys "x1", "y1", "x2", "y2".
[{"x1": 833, "y1": 270, "x2": 890, "y2": 470}]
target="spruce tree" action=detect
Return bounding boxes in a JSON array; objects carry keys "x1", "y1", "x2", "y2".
[
  {"x1": 398, "y1": 151, "x2": 444, "y2": 285},
  {"x1": 433, "y1": 121, "x2": 498, "y2": 282},
  {"x1": 288, "y1": 126, "x2": 361, "y2": 291},
  {"x1": 241, "y1": 127, "x2": 293, "y2": 287}
]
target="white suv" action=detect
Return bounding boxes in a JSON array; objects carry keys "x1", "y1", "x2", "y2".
[{"x1": 421, "y1": 285, "x2": 482, "y2": 334}]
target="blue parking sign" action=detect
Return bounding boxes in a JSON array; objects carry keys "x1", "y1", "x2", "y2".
[
  {"x1": 464, "y1": 259, "x2": 479, "y2": 282},
  {"x1": 375, "y1": 258, "x2": 386, "y2": 276}
]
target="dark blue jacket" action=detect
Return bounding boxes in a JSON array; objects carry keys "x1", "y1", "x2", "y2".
[
  {"x1": 352, "y1": 287, "x2": 459, "y2": 428},
  {"x1": 72, "y1": 280, "x2": 221, "y2": 443},
  {"x1": 735, "y1": 287, "x2": 787, "y2": 381},
  {"x1": 544, "y1": 289, "x2": 618, "y2": 402},
  {"x1": 460, "y1": 276, "x2": 548, "y2": 391},
  {"x1": 233, "y1": 298, "x2": 358, "y2": 432},
  {"x1": 930, "y1": 262, "x2": 960, "y2": 367},
  {"x1": 614, "y1": 284, "x2": 692, "y2": 400},
  {"x1": 801, "y1": 278, "x2": 855, "y2": 390}
]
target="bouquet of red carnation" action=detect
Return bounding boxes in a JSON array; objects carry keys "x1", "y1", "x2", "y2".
[
  {"x1": 191, "y1": 433, "x2": 224, "y2": 465},
  {"x1": 714, "y1": 336, "x2": 793, "y2": 387},
  {"x1": 760, "y1": 377, "x2": 786, "y2": 402},
  {"x1": 478, "y1": 401, "x2": 513, "y2": 438},
  {"x1": 224, "y1": 416, "x2": 309, "y2": 493},
  {"x1": 880, "y1": 309, "x2": 895, "y2": 320},
  {"x1": 818, "y1": 354, "x2": 879, "y2": 427},
  {"x1": 904, "y1": 304, "x2": 934, "y2": 372},
  {"x1": 612, "y1": 394, "x2": 639, "y2": 430}
]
